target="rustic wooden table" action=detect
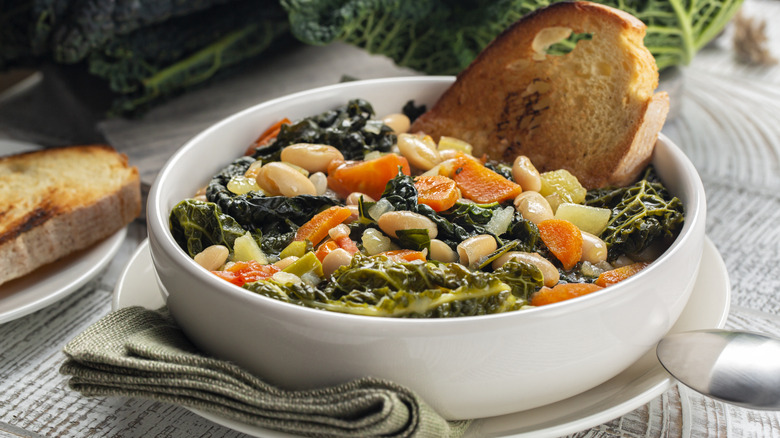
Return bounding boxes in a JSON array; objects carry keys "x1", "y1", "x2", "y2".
[{"x1": 2, "y1": 1, "x2": 780, "y2": 436}]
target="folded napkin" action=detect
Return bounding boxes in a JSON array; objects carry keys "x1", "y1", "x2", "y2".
[{"x1": 60, "y1": 306, "x2": 471, "y2": 438}]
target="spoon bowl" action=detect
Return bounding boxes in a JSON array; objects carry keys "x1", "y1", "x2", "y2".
[{"x1": 657, "y1": 329, "x2": 780, "y2": 410}]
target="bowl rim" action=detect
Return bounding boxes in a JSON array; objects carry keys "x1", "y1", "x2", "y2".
[{"x1": 148, "y1": 76, "x2": 706, "y2": 327}]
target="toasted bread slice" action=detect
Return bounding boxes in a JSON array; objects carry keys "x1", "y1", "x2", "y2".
[
  {"x1": 0, "y1": 145, "x2": 141, "y2": 286},
  {"x1": 410, "y1": 1, "x2": 669, "y2": 189}
]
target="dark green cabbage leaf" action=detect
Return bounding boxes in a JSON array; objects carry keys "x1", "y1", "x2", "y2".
[
  {"x1": 282, "y1": 0, "x2": 743, "y2": 74},
  {"x1": 244, "y1": 254, "x2": 523, "y2": 317},
  {"x1": 169, "y1": 199, "x2": 252, "y2": 257}
]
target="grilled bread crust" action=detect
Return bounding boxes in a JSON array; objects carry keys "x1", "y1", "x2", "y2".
[
  {"x1": 410, "y1": 1, "x2": 669, "y2": 189},
  {"x1": 0, "y1": 145, "x2": 141, "y2": 286}
]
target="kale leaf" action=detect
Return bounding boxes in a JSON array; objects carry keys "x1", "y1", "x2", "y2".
[
  {"x1": 204, "y1": 154, "x2": 338, "y2": 256},
  {"x1": 169, "y1": 199, "x2": 250, "y2": 257},
  {"x1": 251, "y1": 98, "x2": 396, "y2": 161},
  {"x1": 493, "y1": 259, "x2": 544, "y2": 301},
  {"x1": 585, "y1": 166, "x2": 685, "y2": 260}
]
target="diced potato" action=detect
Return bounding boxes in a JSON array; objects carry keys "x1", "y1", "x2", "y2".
[
  {"x1": 554, "y1": 203, "x2": 611, "y2": 236},
  {"x1": 539, "y1": 169, "x2": 587, "y2": 205},
  {"x1": 233, "y1": 232, "x2": 268, "y2": 264},
  {"x1": 437, "y1": 136, "x2": 473, "y2": 155}
]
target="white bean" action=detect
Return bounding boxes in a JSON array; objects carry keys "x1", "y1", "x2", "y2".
[
  {"x1": 309, "y1": 172, "x2": 328, "y2": 195},
  {"x1": 429, "y1": 239, "x2": 457, "y2": 263},
  {"x1": 512, "y1": 155, "x2": 542, "y2": 192},
  {"x1": 382, "y1": 113, "x2": 411, "y2": 134},
  {"x1": 491, "y1": 251, "x2": 559, "y2": 287},
  {"x1": 256, "y1": 162, "x2": 317, "y2": 197},
  {"x1": 194, "y1": 245, "x2": 229, "y2": 271},
  {"x1": 513, "y1": 191, "x2": 554, "y2": 224},
  {"x1": 580, "y1": 231, "x2": 608, "y2": 264},
  {"x1": 457, "y1": 234, "x2": 497, "y2": 268},
  {"x1": 346, "y1": 192, "x2": 375, "y2": 205},
  {"x1": 322, "y1": 248, "x2": 353, "y2": 277},
  {"x1": 397, "y1": 133, "x2": 441, "y2": 171},
  {"x1": 280, "y1": 143, "x2": 344, "y2": 173},
  {"x1": 377, "y1": 211, "x2": 438, "y2": 239}
]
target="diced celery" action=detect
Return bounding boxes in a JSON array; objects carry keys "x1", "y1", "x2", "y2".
[
  {"x1": 279, "y1": 240, "x2": 308, "y2": 259},
  {"x1": 283, "y1": 251, "x2": 324, "y2": 281}
]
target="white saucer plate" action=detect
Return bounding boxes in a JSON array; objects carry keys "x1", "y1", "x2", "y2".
[
  {"x1": 0, "y1": 139, "x2": 128, "y2": 324},
  {"x1": 113, "y1": 237, "x2": 730, "y2": 438}
]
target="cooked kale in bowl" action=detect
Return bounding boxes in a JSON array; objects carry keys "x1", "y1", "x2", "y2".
[{"x1": 147, "y1": 77, "x2": 705, "y2": 419}]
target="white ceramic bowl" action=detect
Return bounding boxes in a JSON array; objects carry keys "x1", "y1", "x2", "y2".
[{"x1": 147, "y1": 77, "x2": 706, "y2": 420}]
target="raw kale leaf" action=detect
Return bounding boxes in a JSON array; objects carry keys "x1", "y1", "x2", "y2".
[
  {"x1": 243, "y1": 253, "x2": 520, "y2": 317},
  {"x1": 281, "y1": 0, "x2": 743, "y2": 74},
  {"x1": 251, "y1": 98, "x2": 396, "y2": 161},
  {"x1": 585, "y1": 166, "x2": 684, "y2": 260},
  {"x1": 169, "y1": 199, "x2": 250, "y2": 257}
]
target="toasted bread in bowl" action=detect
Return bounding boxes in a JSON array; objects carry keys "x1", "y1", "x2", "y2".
[
  {"x1": 147, "y1": 76, "x2": 705, "y2": 419},
  {"x1": 410, "y1": 1, "x2": 669, "y2": 189},
  {"x1": 0, "y1": 145, "x2": 140, "y2": 286}
]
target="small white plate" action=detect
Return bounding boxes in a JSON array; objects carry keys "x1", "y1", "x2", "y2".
[
  {"x1": 0, "y1": 139, "x2": 128, "y2": 324},
  {"x1": 113, "y1": 237, "x2": 729, "y2": 437}
]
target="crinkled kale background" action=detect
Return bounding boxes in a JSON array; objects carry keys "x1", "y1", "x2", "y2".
[{"x1": 0, "y1": 0, "x2": 742, "y2": 116}]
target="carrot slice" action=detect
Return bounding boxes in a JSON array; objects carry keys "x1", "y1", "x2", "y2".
[
  {"x1": 212, "y1": 261, "x2": 280, "y2": 287},
  {"x1": 537, "y1": 219, "x2": 583, "y2": 271},
  {"x1": 327, "y1": 153, "x2": 411, "y2": 200},
  {"x1": 595, "y1": 262, "x2": 650, "y2": 287},
  {"x1": 314, "y1": 240, "x2": 339, "y2": 262},
  {"x1": 295, "y1": 206, "x2": 353, "y2": 247},
  {"x1": 378, "y1": 249, "x2": 426, "y2": 262},
  {"x1": 449, "y1": 152, "x2": 521, "y2": 204},
  {"x1": 531, "y1": 283, "x2": 603, "y2": 306},
  {"x1": 414, "y1": 175, "x2": 460, "y2": 212},
  {"x1": 244, "y1": 117, "x2": 291, "y2": 155}
]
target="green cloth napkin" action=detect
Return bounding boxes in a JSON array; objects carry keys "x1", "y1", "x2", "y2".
[{"x1": 60, "y1": 306, "x2": 471, "y2": 438}]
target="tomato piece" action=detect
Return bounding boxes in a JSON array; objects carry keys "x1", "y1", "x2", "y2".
[{"x1": 212, "y1": 260, "x2": 280, "y2": 287}]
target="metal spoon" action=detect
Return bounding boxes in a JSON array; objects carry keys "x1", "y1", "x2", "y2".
[{"x1": 657, "y1": 329, "x2": 780, "y2": 410}]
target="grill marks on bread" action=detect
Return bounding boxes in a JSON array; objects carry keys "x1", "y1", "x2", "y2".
[{"x1": 0, "y1": 145, "x2": 141, "y2": 285}]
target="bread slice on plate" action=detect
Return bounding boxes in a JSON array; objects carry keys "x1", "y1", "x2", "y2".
[
  {"x1": 0, "y1": 145, "x2": 141, "y2": 286},
  {"x1": 410, "y1": 1, "x2": 669, "y2": 189}
]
